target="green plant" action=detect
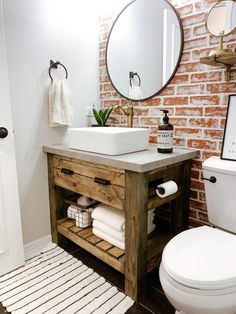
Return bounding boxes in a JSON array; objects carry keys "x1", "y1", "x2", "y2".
[{"x1": 92, "y1": 105, "x2": 113, "y2": 126}]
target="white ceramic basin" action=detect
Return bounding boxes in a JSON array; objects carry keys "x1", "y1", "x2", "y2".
[{"x1": 68, "y1": 127, "x2": 150, "y2": 155}]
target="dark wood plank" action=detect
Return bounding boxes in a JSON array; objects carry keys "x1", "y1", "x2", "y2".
[
  {"x1": 125, "y1": 171, "x2": 149, "y2": 301},
  {"x1": 47, "y1": 153, "x2": 64, "y2": 245}
]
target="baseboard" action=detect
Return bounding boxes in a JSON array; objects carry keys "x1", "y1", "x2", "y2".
[{"x1": 24, "y1": 234, "x2": 52, "y2": 260}]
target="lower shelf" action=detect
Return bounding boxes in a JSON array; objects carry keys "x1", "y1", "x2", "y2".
[{"x1": 57, "y1": 218, "x2": 173, "y2": 274}]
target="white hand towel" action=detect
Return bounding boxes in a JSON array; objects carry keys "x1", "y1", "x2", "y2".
[
  {"x1": 128, "y1": 85, "x2": 143, "y2": 100},
  {"x1": 93, "y1": 227, "x2": 125, "y2": 250},
  {"x1": 49, "y1": 79, "x2": 73, "y2": 127},
  {"x1": 91, "y1": 204, "x2": 125, "y2": 232},
  {"x1": 93, "y1": 220, "x2": 125, "y2": 242}
]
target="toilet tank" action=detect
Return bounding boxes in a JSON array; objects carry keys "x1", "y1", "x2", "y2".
[{"x1": 202, "y1": 157, "x2": 236, "y2": 233}]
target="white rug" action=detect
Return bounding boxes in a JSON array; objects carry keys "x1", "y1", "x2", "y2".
[{"x1": 0, "y1": 244, "x2": 134, "y2": 314}]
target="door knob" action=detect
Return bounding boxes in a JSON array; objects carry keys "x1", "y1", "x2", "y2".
[{"x1": 0, "y1": 127, "x2": 8, "y2": 138}]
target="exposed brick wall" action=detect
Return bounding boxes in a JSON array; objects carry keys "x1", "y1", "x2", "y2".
[{"x1": 99, "y1": 0, "x2": 236, "y2": 228}]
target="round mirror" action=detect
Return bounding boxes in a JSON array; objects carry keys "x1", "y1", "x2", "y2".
[
  {"x1": 206, "y1": 0, "x2": 236, "y2": 37},
  {"x1": 106, "y1": 0, "x2": 183, "y2": 101}
]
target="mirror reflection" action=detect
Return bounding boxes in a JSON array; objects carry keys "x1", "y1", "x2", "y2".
[
  {"x1": 106, "y1": 0, "x2": 183, "y2": 101},
  {"x1": 206, "y1": 0, "x2": 236, "y2": 37}
]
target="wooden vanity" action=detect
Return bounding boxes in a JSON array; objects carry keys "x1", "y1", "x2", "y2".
[{"x1": 44, "y1": 144, "x2": 198, "y2": 301}]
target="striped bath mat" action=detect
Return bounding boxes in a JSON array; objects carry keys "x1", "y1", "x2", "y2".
[{"x1": 0, "y1": 244, "x2": 134, "y2": 313}]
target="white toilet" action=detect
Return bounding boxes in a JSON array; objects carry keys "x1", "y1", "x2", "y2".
[{"x1": 159, "y1": 157, "x2": 236, "y2": 314}]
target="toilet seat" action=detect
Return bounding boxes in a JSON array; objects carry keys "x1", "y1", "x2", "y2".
[{"x1": 162, "y1": 226, "x2": 236, "y2": 290}]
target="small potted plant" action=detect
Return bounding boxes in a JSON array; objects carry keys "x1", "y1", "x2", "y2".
[{"x1": 92, "y1": 105, "x2": 113, "y2": 126}]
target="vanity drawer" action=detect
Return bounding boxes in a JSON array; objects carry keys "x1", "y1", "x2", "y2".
[{"x1": 52, "y1": 156, "x2": 125, "y2": 210}]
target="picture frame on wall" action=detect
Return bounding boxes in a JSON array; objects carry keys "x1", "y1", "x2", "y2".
[{"x1": 221, "y1": 94, "x2": 236, "y2": 161}]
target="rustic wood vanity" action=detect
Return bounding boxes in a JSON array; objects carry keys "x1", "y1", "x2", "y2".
[{"x1": 44, "y1": 144, "x2": 198, "y2": 301}]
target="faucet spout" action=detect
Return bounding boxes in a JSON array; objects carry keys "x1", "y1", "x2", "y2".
[{"x1": 113, "y1": 103, "x2": 134, "y2": 128}]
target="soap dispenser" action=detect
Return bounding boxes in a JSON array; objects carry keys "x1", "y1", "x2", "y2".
[{"x1": 157, "y1": 110, "x2": 173, "y2": 153}]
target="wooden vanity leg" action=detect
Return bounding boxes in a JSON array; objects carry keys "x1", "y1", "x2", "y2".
[
  {"x1": 47, "y1": 153, "x2": 64, "y2": 245},
  {"x1": 125, "y1": 171, "x2": 149, "y2": 301},
  {"x1": 171, "y1": 160, "x2": 192, "y2": 233}
]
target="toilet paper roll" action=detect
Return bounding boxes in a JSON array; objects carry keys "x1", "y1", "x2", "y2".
[{"x1": 156, "y1": 180, "x2": 178, "y2": 198}]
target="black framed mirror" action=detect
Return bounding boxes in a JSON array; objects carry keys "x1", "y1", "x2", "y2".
[{"x1": 106, "y1": 0, "x2": 184, "y2": 102}]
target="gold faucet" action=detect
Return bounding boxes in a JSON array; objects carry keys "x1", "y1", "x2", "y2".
[{"x1": 112, "y1": 103, "x2": 134, "y2": 128}]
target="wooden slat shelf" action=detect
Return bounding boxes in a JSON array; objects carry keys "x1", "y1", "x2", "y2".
[
  {"x1": 57, "y1": 218, "x2": 125, "y2": 273},
  {"x1": 57, "y1": 218, "x2": 173, "y2": 275}
]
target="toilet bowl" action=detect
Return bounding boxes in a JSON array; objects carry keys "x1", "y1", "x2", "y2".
[
  {"x1": 160, "y1": 226, "x2": 236, "y2": 314},
  {"x1": 159, "y1": 157, "x2": 236, "y2": 314}
]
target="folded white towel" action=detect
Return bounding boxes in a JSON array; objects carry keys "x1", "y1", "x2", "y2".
[
  {"x1": 93, "y1": 227, "x2": 125, "y2": 250},
  {"x1": 128, "y1": 85, "x2": 143, "y2": 100},
  {"x1": 49, "y1": 79, "x2": 73, "y2": 127},
  {"x1": 93, "y1": 220, "x2": 124, "y2": 242},
  {"x1": 91, "y1": 204, "x2": 125, "y2": 232},
  {"x1": 67, "y1": 205, "x2": 80, "y2": 219}
]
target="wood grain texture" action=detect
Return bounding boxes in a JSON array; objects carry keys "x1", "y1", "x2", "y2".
[
  {"x1": 47, "y1": 154, "x2": 64, "y2": 244},
  {"x1": 124, "y1": 170, "x2": 149, "y2": 301},
  {"x1": 53, "y1": 168, "x2": 125, "y2": 210},
  {"x1": 53, "y1": 157, "x2": 125, "y2": 187}
]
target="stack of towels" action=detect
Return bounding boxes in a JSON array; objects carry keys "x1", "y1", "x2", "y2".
[{"x1": 91, "y1": 204, "x2": 156, "y2": 250}]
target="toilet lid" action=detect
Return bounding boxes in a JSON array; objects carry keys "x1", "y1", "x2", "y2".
[{"x1": 162, "y1": 226, "x2": 236, "y2": 290}]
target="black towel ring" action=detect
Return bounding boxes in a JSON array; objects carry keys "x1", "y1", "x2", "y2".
[
  {"x1": 129, "y1": 71, "x2": 141, "y2": 87},
  {"x1": 49, "y1": 60, "x2": 68, "y2": 81}
]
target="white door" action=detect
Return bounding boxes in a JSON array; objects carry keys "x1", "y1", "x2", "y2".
[{"x1": 0, "y1": 0, "x2": 24, "y2": 276}]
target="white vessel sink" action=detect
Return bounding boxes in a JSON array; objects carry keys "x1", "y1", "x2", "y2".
[{"x1": 68, "y1": 127, "x2": 150, "y2": 155}]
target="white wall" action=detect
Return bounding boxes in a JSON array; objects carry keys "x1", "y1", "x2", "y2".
[{"x1": 3, "y1": 0, "x2": 100, "y2": 244}]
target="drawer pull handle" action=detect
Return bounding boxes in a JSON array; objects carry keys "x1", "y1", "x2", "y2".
[
  {"x1": 61, "y1": 168, "x2": 74, "y2": 175},
  {"x1": 94, "y1": 177, "x2": 111, "y2": 185}
]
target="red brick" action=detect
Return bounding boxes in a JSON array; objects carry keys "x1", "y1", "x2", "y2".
[
  {"x1": 159, "y1": 86, "x2": 175, "y2": 96},
  {"x1": 170, "y1": 117, "x2": 188, "y2": 126},
  {"x1": 190, "y1": 199, "x2": 207, "y2": 211},
  {"x1": 192, "y1": 47, "x2": 214, "y2": 60},
  {"x1": 191, "y1": 170, "x2": 200, "y2": 180},
  {"x1": 133, "y1": 108, "x2": 149, "y2": 116},
  {"x1": 198, "y1": 211, "x2": 209, "y2": 222},
  {"x1": 177, "y1": 84, "x2": 204, "y2": 95},
  {"x1": 189, "y1": 209, "x2": 197, "y2": 219},
  {"x1": 177, "y1": 4, "x2": 193, "y2": 16},
  {"x1": 191, "y1": 160, "x2": 202, "y2": 170},
  {"x1": 190, "y1": 190, "x2": 198, "y2": 200},
  {"x1": 174, "y1": 138, "x2": 187, "y2": 146},
  {"x1": 189, "y1": 218, "x2": 209, "y2": 228},
  {"x1": 182, "y1": 13, "x2": 206, "y2": 27},
  {"x1": 206, "y1": 83, "x2": 236, "y2": 93},
  {"x1": 163, "y1": 97, "x2": 189, "y2": 106},
  {"x1": 184, "y1": 37, "x2": 208, "y2": 50},
  {"x1": 190, "y1": 179, "x2": 205, "y2": 191},
  {"x1": 145, "y1": 98, "x2": 162, "y2": 106},
  {"x1": 181, "y1": 52, "x2": 191, "y2": 62},
  {"x1": 199, "y1": 192, "x2": 206, "y2": 202},
  {"x1": 188, "y1": 118, "x2": 219, "y2": 128},
  {"x1": 202, "y1": 151, "x2": 221, "y2": 159},
  {"x1": 195, "y1": 0, "x2": 218, "y2": 13},
  {"x1": 170, "y1": 75, "x2": 189, "y2": 85},
  {"x1": 190, "y1": 95, "x2": 220, "y2": 106},
  {"x1": 178, "y1": 62, "x2": 207, "y2": 73},
  {"x1": 176, "y1": 107, "x2": 203, "y2": 116},
  {"x1": 203, "y1": 129, "x2": 224, "y2": 140},
  {"x1": 193, "y1": 24, "x2": 207, "y2": 36},
  {"x1": 175, "y1": 127, "x2": 202, "y2": 138},
  {"x1": 188, "y1": 139, "x2": 217, "y2": 150},
  {"x1": 191, "y1": 71, "x2": 223, "y2": 83},
  {"x1": 184, "y1": 28, "x2": 192, "y2": 40},
  {"x1": 205, "y1": 106, "x2": 227, "y2": 117}
]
